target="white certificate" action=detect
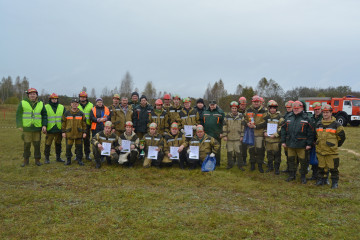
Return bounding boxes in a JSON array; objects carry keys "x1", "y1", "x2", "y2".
[
  {"x1": 101, "y1": 142, "x2": 111, "y2": 156},
  {"x1": 267, "y1": 123, "x2": 278, "y2": 136},
  {"x1": 170, "y1": 146, "x2": 180, "y2": 159},
  {"x1": 189, "y1": 146, "x2": 199, "y2": 159},
  {"x1": 184, "y1": 125, "x2": 193, "y2": 137},
  {"x1": 147, "y1": 146, "x2": 159, "y2": 159},
  {"x1": 121, "y1": 140, "x2": 131, "y2": 153}
]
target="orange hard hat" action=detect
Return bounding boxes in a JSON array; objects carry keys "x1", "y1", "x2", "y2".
[
  {"x1": 79, "y1": 91, "x2": 88, "y2": 97},
  {"x1": 49, "y1": 93, "x2": 59, "y2": 99},
  {"x1": 163, "y1": 94, "x2": 171, "y2": 100},
  {"x1": 155, "y1": 99, "x2": 163, "y2": 105}
]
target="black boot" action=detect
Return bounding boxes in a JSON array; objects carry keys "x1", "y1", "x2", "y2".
[
  {"x1": 274, "y1": 163, "x2": 280, "y2": 175},
  {"x1": 78, "y1": 158, "x2": 84, "y2": 166},
  {"x1": 226, "y1": 152, "x2": 234, "y2": 169},
  {"x1": 286, "y1": 171, "x2": 296, "y2": 182},
  {"x1": 324, "y1": 172, "x2": 330, "y2": 185},
  {"x1": 281, "y1": 163, "x2": 289, "y2": 173},
  {"x1": 250, "y1": 163, "x2": 255, "y2": 171},
  {"x1": 56, "y1": 154, "x2": 65, "y2": 163},
  {"x1": 258, "y1": 163, "x2": 264, "y2": 173},
  {"x1": 35, "y1": 159, "x2": 42, "y2": 166},
  {"x1": 65, "y1": 158, "x2": 71, "y2": 165},
  {"x1": 107, "y1": 157, "x2": 112, "y2": 165},
  {"x1": 44, "y1": 155, "x2": 50, "y2": 164},
  {"x1": 21, "y1": 158, "x2": 29, "y2": 167},
  {"x1": 85, "y1": 154, "x2": 92, "y2": 161},
  {"x1": 266, "y1": 162, "x2": 273, "y2": 172},
  {"x1": 307, "y1": 165, "x2": 318, "y2": 180},
  {"x1": 301, "y1": 174, "x2": 307, "y2": 184},
  {"x1": 95, "y1": 159, "x2": 101, "y2": 169},
  {"x1": 315, "y1": 177, "x2": 324, "y2": 186},
  {"x1": 331, "y1": 179, "x2": 338, "y2": 189}
]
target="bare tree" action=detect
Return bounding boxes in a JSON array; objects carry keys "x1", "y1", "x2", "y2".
[
  {"x1": 90, "y1": 88, "x2": 96, "y2": 98},
  {"x1": 142, "y1": 81, "x2": 157, "y2": 100},
  {"x1": 120, "y1": 72, "x2": 134, "y2": 98}
]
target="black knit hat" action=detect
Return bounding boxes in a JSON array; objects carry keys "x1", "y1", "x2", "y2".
[
  {"x1": 131, "y1": 92, "x2": 139, "y2": 97},
  {"x1": 140, "y1": 95, "x2": 147, "y2": 101},
  {"x1": 196, "y1": 98, "x2": 205, "y2": 104}
]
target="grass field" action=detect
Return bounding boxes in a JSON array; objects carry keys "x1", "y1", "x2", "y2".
[{"x1": 1, "y1": 105, "x2": 360, "y2": 239}]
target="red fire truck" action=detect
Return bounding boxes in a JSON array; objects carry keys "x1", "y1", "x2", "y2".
[{"x1": 299, "y1": 96, "x2": 360, "y2": 126}]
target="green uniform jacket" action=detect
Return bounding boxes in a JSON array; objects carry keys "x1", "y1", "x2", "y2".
[
  {"x1": 45, "y1": 101, "x2": 66, "y2": 134},
  {"x1": 222, "y1": 112, "x2": 244, "y2": 141},
  {"x1": 119, "y1": 131, "x2": 140, "y2": 149},
  {"x1": 203, "y1": 106, "x2": 225, "y2": 140},
  {"x1": 148, "y1": 109, "x2": 169, "y2": 135},
  {"x1": 264, "y1": 112, "x2": 284, "y2": 143},
  {"x1": 163, "y1": 132, "x2": 188, "y2": 155},
  {"x1": 178, "y1": 107, "x2": 200, "y2": 129},
  {"x1": 189, "y1": 134, "x2": 220, "y2": 161},
  {"x1": 244, "y1": 105, "x2": 267, "y2": 137},
  {"x1": 142, "y1": 133, "x2": 164, "y2": 154},
  {"x1": 108, "y1": 104, "x2": 133, "y2": 132},
  {"x1": 315, "y1": 117, "x2": 346, "y2": 155},
  {"x1": 281, "y1": 111, "x2": 314, "y2": 148},
  {"x1": 16, "y1": 98, "x2": 47, "y2": 132},
  {"x1": 91, "y1": 131, "x2": 119, "y2": 150},
  {"x1": 62, "y1": 108, "x2": 87, "y2": 139},
  {"x1": 168, "y1": 105, "x2": 182, "y2": 126}
]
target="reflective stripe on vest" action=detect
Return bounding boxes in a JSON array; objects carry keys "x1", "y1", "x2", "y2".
[
  {"x1": 21, "y1": 100, "x2": 44, "y2": 127},
  {"x1": 45, "y1": 104, "x2": 64, "y2": 131},
  {"x1": 91, "y1": 106, "x2": 110, "y2": 130},
  {"x1": 78, "y1": 102, "x2": 94, "y2": 125}
]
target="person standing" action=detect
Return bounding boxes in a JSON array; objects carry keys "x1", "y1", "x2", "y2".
[
  {"x1": 90, "y1": 98, "x2": 110, "y2": 136},
  {"x1": 129, "y1": 92, "x2": 140, "y2": 109},
  {"x1": 44, "y1": 93, "x2": 65, "y2": 164},
  {"x1": 263, "y1": 100, "x2": 284, "y2": 175},
  {"x1": 244, "y1": 95, "x2": 267, "y2": 172},
  {"x1": 148, "y1": 99, "x2": 169, "y2": 135},
  {"x1": 77, "y1": 91, "x2": 94, "y2": 161},
  {"x1": 168, "y1": 94, "x2": 182, "y2": 126},
  {"x1": 194, "y1": 98, "x2": 206, "y2": 126},
  {"x1": 203, "y1": 100, "x2": 225, "y2": 167},
  {"x1": 282, "y1": 100, "x2": 294, "y2": 173},
  {"x1": 163, "y1": 94, "x2": 172, "y2": 112},
  {"x1": 178, "y1": 97, "x2": 200, "y2": 137},
  {"x1": 109, "y1": 95, "x2": 133, "y2": 136},
  {"x1": 315, "y1": 104, "x2": 346, "y2": 189},
  {"x1": 133, "y1": 95, "x2": 153, "y2": 139},
  {"x1": 16, "y1": 88, "x2": 47, "y2": 167},
  {"x1": 238, "y1": 96, "x2": 248, "y2": 166},
  {"x1": 222, "y1": 101, "x2": 245, "y2": 170},
  {"x1": 281, "y1": 101, "x2": 314, "y2": 183},
  {"x1": 62, "y1": 98, "x2": 87, "y2": 166}
]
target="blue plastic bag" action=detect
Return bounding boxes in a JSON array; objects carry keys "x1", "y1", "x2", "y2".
[
  {"x1": 309, "y1": 147, "x2": 318, "y2": 165},
  {"x1": 243, "y1": 126, "x2": 254, "y2": 146},
  {"x1": 201, "y1": 155, "x2": 216, "y2": 172}
]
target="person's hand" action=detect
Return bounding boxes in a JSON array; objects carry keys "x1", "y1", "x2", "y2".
[
  {"x1": 270, "y1": 135, "x2": 275, "y2": 138},
  {"x1": 223, "y1": 136, "x2": 227, "y2": 141},
  {"x1": 181, "y1": 129, "x2": 185, "y2": 134},
  {"x1": 18, "y1": 128, "x2": 23, "y2": 132},
  {"x1": 168, "y1": 153, "x2": 172, "y2": 158},
  {"x1": 42, "y1": 126, "x2": 47, "y2": 134},
  {"x1": 282, "y1": 143, "x2": 287, "y2": 148},
  {"x1": 83, "y1": 133, "x2": 86, "y2": 138},
  {"x1": 240, "y1": 137, "x2": 243, "y2": 142},
  {"x1": 210, "y1": 153, "x2": 215, "y2": 157},
  {"x1": 111, "y1": 129, "x2": 116, "y2": 133},
  {"x1": 130, "y1": 144, "x2": 135, "y2": 150},
  {"x1": 264, "y1": 132, "x2": 268, "y2": 137},
  {"x1": 192, "y1": 125, "x2": 197, "y2": 130},
  {"x1": 306, "y1": 145, "x2": 311, "y2": 150},
  {"x1": 98, "y1": 143, "x2": 104, "y2": 150},
  {"x1": 111, "y1": 149, "x2": 116, "y2": 153},
  {"x1": 62, "y1": 133, "x2": 66, "y2": 138},
  {"x1": 156, "y1": 148, "x2": 160, "y2": 152},
  {"x1": 178, "y1": 145, "x2": 184, "y2": 152},
  {"x1": 118, "y1": 146, "x2": 123, "y2": 151}
]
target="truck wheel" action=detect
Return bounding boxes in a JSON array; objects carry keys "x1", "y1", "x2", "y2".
[
  {"x1": 350, "y1": 121, "x2": 360, "y2": 127},
  {"x1": 337, "y1": 116, "x2": 348, "y2": 126}
]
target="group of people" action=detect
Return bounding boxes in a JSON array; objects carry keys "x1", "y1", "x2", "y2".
[{"x1": 16, "y1": 88, "x2": 346, "y2": 189}]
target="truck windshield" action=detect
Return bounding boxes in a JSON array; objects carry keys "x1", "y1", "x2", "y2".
[{"x1": 352, "y1": 100, "x2": 360, "y2": 106}]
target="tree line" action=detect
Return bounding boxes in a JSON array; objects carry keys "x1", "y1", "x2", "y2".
[{"x1": 1, "y1": 73, "x2": 359, "y2": 112}]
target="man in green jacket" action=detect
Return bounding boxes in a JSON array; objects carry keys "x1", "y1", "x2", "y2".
[
  {"x1": 281, "y1": 101, "x2": 314, "y2": 183},
  {"x1": 203, "y1": 100, "x2": 225, "y2": 166},
  {"x1": 44, "y1": 93, "x2": 66, "y2": 163},
  {"x1": 78, "y1": 91, "x2": 93, "y2": 161},
  {"x1": 16, "y1": 88, "x2": 47, "y2": 167}
]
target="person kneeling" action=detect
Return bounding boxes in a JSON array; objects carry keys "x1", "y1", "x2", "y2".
[
  {"x1": 187, "y1": 125, "x2": 220, "y2": 170},
  {"x1": 91, "y1": 121, "x2": 119, "y2": 168},
  {"x1": 163, "y1": 122, "x2": 188, "y2": 168},
  {"x1": 118, "y1": 121, "x2": 139, "y2": 168},
  {"x1": 140, "y1": 123, "x2": 164, "y2": 168}
]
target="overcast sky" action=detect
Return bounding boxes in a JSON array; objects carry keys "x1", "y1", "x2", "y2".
[{"x1": 1, "y1": 0, "x2": 359, "y2": 98}]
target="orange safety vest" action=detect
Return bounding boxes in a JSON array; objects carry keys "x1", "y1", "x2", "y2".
[{"x1": 91, "y1": 106, "x2": 110, "y2": 130}]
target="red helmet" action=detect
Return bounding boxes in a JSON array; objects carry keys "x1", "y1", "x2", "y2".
[
  {"x1": 252, "y1": 95, "x2": 261, "y2": 102},
  {"x1": 49, "y1": 93, "x2": 59, "y2": 99},
  {"x1": 322, "y1": 104, "x2": 332, "y2": 111},
  {"x1": 125, "y1": 121, "x2": 133, "y2": 127},
  {"x1": 27, "y1": 88, "x2": 38, "y2": 95},
  {"x1": 79, "y1": 91, "x2": 88, "y2": 97},
  {"x1": 239, "y1": 97, "x2": 247, "y2": 104},
  {"x1": 183, "y1": 97, "x2": 191, "y2": 103},
  {"x1": 312, "y1": 102, "x2": 322, "y2": 110},
  {"x1": 163, "y1": 94, "x2": 171, "y2": 100},
  {"x1": 230, "y1": 101, "x2": 239, "y2": 108},
  {"x1": 260, "y1": 97, "x2": 264, "y2": 103},
  {"x1": 292, "y1": 101, "x2": 303, "y2": 109},
  {"x1": 173, "y1": 94, "x2": 181, "y2": 100},
  {"x1": 267, "y1": 100, "x2": 278, "y2": 107},
  {"x1": 285, "y1": 100, "x2": 294, "y2": 108},
  {"x1": 155, "y1": 99, "x2": 163, "y2": 105}
]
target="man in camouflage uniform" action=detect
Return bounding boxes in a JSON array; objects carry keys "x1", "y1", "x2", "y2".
[
  {"x1": 282, "y1": 100, "x2": 294, "y2": 173},
  {"x1": 148, "y1": 99, "x2": 169, "y2": 135},
  {"x1": 245, "y1": 95, "x2": 267, "y2": 173},
  {"x1": 140, "y1": 123, "x2": 164, "y2": 168},
  {"x1": 78, "y1": 91, "x2": 93, "y2": 161},
  {"x1": 178, "y1": 97, "x2": 200, "y2": 139},
  {"x1": 62, "y1": 98, "x2": 87, "y2": 166},
  {"x1": 109, "y1": 95, "x2": 133, "y2": 136},
  {"x1": 91, "y1": 121, "x2": 120, "y2": 169},
  {"x1": 223, "y1": 101, "x2": 245, "y2": 170},
  {"x1": 163, "y1": 122, "x2": 188, "y2": 168},
  {"x1": 315, "y1": 104, "x2": 346, "y2": 189},
  {"x1": 238, "y1": 96, "x2": 248, "y2": 166},
  {"x1": 168, "y1": 94, "x2": 182, "y2": 126},
  {"x1": 118, "y1": 121, "x2": 139, "y2": 168}
]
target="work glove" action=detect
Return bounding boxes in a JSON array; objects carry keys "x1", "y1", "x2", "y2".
[{"x1": 210, "y1": 153, "x2": 215, "y2": 157}]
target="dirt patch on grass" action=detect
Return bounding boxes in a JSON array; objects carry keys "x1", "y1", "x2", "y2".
[{"x1": 340, "y1": 148, "x2": 360, "y2": 157}]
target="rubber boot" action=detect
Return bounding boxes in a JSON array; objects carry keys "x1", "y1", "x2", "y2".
[
  {"x1": 21, "y1": 158, "x2": 29, "y2": 167},
  {"x1": 56, "y1": 154, "x2": 65, "y2": 163},
  {"x1": 258, "y1": 163, "x2": 264, "y2": 173},
  {"x1": 85, "y1": 154, "x2": 92, "y2": 161},
  {"x1": 324, "y1": 172, "x2": 330, "y2": 185},
  {"x1": 107, "y1": 157, "x2": 112, "y2": 165},
  {"x1": 274, "y1": 163, "x2": 280, "y2": 175},
  {"x1": 236, "y1": 153, "x2": 245, "y2": 171},
  {"x1": 35, "y1": 158, "x2": 42, "y2": 166},
  {"x1": 44, "y1": 144, "x2": 51, "y2": 164},
  {"x1": 301, "y1": 174, "x2": 307, "y2": 184},
  {"x1": 78, "y1": 158, "x2": 85, "y2": 166},
  {"x1": 331, "y1": 179, "x2": 338, "y2": 189},
  {"x1": 266, "y1": 161, "x2": 274, "y2": 173},
  {"x1": 307, "y1": 165, "x2": 318, "y2": 180},
  {"x1": 282, "y1": 163, "x2": 289, "y2": 173},
  {"x1": 44, "y1": 155, "x2": 50, "y2": 164},
  {"x1": 250, "y1": 163, "x2": 256, "y2": 171},
  {"x1": 226, "y1": 152, "x2": 234, "y2": 169},
  {"x1": 316, "y1": 177, "x2": 324, "y2": 186},
  {"x1": 65, "y1": 158, "x2": 71, "y2": 165},
  {"x1": 286, "y1": 171, "x2": 296, "y2": 182},
  {"x1": 95, "y1": 159, "x2": 101, "y2": 169}
]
